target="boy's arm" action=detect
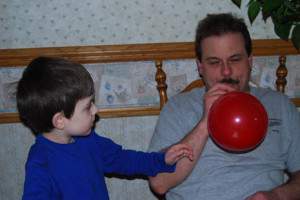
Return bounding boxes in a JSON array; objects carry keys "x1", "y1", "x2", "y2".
[
  {"x1": 22, "y1": 160, "x2": 53, "y2": 200},
  {"x1": 97, "y1": 135, "x2": 179, "y2": 176}
]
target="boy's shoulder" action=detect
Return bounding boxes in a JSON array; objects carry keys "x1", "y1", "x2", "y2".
[{"x1": 26, "y1": 138, "x2": 49, "y2": 166}]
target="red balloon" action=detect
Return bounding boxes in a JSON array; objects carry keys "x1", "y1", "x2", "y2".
[{"x1": 208, "y1": 91, "x2": 268, "y2": 152}]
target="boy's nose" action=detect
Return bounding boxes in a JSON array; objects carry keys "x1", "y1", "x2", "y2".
[{"x1": 92, "y1": 103, "x2": 98, "y2": 115}]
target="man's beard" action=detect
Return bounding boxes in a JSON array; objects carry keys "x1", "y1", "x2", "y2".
[{"x1": 220, "y1": 78, "x2": 240, "y2": 85}]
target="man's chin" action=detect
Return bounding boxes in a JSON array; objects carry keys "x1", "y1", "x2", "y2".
[
  {"x1": 232, "y1": 85, "x2": 241, "y2": 91},
  {"x1": 237, "y1": 85, "x2": 251, "y2": 92}
]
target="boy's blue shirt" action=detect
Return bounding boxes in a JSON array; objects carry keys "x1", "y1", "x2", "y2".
[{"x1": 22, "y1": 130, "x2": 175, "y2": 200}]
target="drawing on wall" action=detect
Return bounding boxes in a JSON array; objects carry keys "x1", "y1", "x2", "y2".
[
  {"x1": 98, "y1": 75, "x2": 136, "y2": 107},
  {"x1": 132, "y1": 76, "x2": 159, "y2": 106},
  {"x1": 0, "y1": 81, "x2": 18, "y2": 112},
  {"x1": 249, "y1": 64, "x2": 261, "y2": 87},
  {"x1": 0, "y1": 68, "x2": 23, "y2": 112},
  {"x1": 0, "y1": 57, "x2": 299, "y2": 114},
  {"x1": 288, "y1": 67, "x2": 300, "y2": 97},
  {"x1": 259, "y1": 66, "x2": 276, "y2": 90},
  {"x1": 169, "y1": 74, "x2": 187, "y2": 95},
  {"x1": 85, "y1": 64, "x2": 103, "y2": 106},
  {"x1": 294, "y1": 73, "x2": 300, "y2": 97}
]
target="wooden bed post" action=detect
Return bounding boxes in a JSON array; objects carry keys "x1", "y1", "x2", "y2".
[
  {"x1": 155, "y1": 60, "x2": 168, "y2": 109},
  {"x1": 276, "y1": 55, "x2": 288, "y2": 93}
]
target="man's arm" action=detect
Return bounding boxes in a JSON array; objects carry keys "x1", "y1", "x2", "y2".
[
  {"x1": 149, "y1": 84, "x2": 235, "y2": 195},
  {"x1": 246, "y1": 170, "x2": 300, "y2": 200},
  {"x1": 149, "y1": 120, "x2": 209, "y2": 195}
]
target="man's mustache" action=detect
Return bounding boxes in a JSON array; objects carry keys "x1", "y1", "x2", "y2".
[{"x1": 220, "y1": 78, "x2": 240, "y2": 84}]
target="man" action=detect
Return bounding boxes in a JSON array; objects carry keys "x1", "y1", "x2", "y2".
[{"x1": 148, "y1": 13, "x2": 300, "y2": 200}]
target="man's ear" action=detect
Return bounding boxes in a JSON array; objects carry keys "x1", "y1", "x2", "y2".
[
  {"x1": 248, "y1": 54, "x2": 253, "y2": 69},
  {"x1": 196, "y1": 59, "x2": 203, "y2": 77},
  {"x1": 52, "y1": 112, "x2": 65, "y2": 130}
]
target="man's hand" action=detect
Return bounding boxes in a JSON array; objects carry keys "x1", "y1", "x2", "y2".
[
  {"x1": 202, "y1": 83, "x2": 236, "y2": 122},
  {"x1": 246, "y1": 171, "x2": 300, "y2": 200},
  {"x1": 164, "y1": 143, "x2": 194, "y2": 165},
  {"x1": 245, "y1": 191, "x2": 281, "y2": 200}
]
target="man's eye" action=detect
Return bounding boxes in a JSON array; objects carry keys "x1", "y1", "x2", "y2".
[
  {"x1": 208, "y1": 61, "x2": 219, "y2": 65},
  {"x1": 230, "y1": 59, "x2": 240, "y2": 63},
  {"x1": 229, "y1": 56, "x2": 242, "y2": 63}
]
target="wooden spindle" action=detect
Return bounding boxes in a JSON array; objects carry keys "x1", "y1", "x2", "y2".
[
  {"x1": 155, "y1": 60, "x2": 168, "y2": 108},
  {"x1": 276, "y1": 55, "x2": 288, "y2": 93}
]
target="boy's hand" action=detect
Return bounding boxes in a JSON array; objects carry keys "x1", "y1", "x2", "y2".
[{"x1": 164, "y1": 143, "x2": 194, "y2": 165}]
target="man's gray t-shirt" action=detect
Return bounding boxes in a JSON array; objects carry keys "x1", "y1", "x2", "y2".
[{"x1": 148, "y1": 87, "x2": 300, "y2": 200}]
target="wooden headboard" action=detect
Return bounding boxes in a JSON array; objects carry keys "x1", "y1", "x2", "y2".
[{"x1": 0, "y1": 39, "x2": 299, "y2": 124}]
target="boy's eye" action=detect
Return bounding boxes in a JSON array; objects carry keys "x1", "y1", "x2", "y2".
[{"x1": 85, "y1": 102, "x2": 92, "y2": 111}]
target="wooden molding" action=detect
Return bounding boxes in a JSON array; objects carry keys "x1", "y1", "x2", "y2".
[
  {"x1": 0, "y1": 106, "x2": 161, "y2": 124},
  {"x1": 0, "y1": 42, "x2": 195, "y2": 67},
  {"x1": 0, "y1": 39, "x2": 298, "y2": 67},
  {"x1": 181, "y1": 79, "x2": 204, "y2": 93},
  {"x1": 98, "y1": 106, "x2": 161, "y2": 118},
  {"x1": 292, "y1": 98, "x2": 300, "y2": 107},
  {"x1": 3, "y1": 99, "x2": 298, "y2": 124},
  {"x1": 0, "y1": 39, "x2": 299, "y2": 124}
]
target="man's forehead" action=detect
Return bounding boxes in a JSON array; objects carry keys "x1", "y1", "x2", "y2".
[
  {"x1": 201, "y1": 32, "x2": 245, "y2": 48},
  {"x1": 201, "y1": 43, "x2": 247, "y2": 61},
  {"x1": 204, "y1": 53, "x2": 245, "y2": 60}
]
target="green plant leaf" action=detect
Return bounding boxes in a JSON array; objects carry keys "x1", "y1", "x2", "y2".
[
  {"x1": 229, "y1": 0, "x2": 300, "y2": 50},
  {"x1": 262, "y1": 0, "x2": 283, "y2": 20},
  {"x1": 274, "y1": 22, "x2": 292, "y2": 40},
  {"x1": 248, "y1": 0, "x2": 261, "y2": 24},
  {"x1": 272, "y1": 5, "x2": 286, "y2": 24},
  {"x1": 231, "y1": 0, "x2": 242, "y2": 8},
  {"x1": 291, "y1": 25, "x2": 300, "y2": 51}
]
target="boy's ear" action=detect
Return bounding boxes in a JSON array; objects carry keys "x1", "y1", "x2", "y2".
[{"x1": 52, "y1": 112, "x2": 65, "y2": 129}]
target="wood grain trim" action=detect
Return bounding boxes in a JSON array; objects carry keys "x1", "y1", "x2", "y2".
[
  {"x1": 0, "y1": 43, "x2": 195, "y2": 67},
  {"x1": 2, "y1": 99, "x2": 298, "y2": 124},
  {"x1": 98, "y1": 106, "x2": 160, "y2": 118},
  {"x1": 291, "y1": 98, "x2": 300, "y2": 107},
  {"x1": 181, "y1": 79, "x2": 204, "y2": 93},
  {"x1": 252, "y1": 39, "x2": 299, "y2": 56},
  {"x1": 0, "y1": 39, "x2": 298, "y2": 67},
  {"x1": 0, "y1": 106, "x2": 161, "y2": 124},
  {"x1": 0, "y1": 113, "x2": 20, "y2": 124},
  {"x1": 0, "y1": 39, "x2": 299, "y2": 123}
]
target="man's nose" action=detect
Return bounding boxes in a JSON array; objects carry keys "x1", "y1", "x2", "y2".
[{"x1": 221, "y1": 62, "x2": 232, "y2": 76}]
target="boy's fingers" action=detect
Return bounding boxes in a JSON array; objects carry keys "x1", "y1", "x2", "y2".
[
  {"x1": 166, "y1": 143, "x2": 194, "y2": 163},
  {"x1": 176, "y1": 144, "x2": 193, "y2": 152},
  {"x1": 182, "y1": 151, "x2": 194, "y2": 161},
  {"x1": 177, "y1": 149, "x2": 194, "y2": 161}
]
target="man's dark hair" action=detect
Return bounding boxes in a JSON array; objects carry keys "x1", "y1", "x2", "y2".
[
  {"x1": 16, "y1": 56, "x2": 95, "y2": 134},
  {"x1": 195, "y1": 13, "x2": 252, "y2": 61}
]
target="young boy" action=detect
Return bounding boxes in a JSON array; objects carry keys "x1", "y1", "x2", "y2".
[{"x1": 17, "y1": 57, "x2": 193, "y2": 200}]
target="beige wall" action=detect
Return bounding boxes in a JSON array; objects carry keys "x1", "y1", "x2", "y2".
[{"x1": 1, "y1": 0, "x2": 298, "y2": 200}]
